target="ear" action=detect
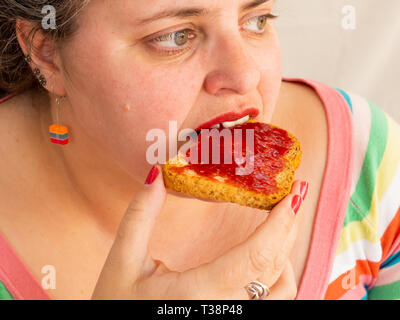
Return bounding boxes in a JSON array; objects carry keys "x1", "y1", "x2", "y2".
[{"x1": 15, "y1": 18, "x2": 66, "y2": 96}]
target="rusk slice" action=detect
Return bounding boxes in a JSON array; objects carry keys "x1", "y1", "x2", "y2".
[{"x1": 162, "y1": 122, "x2": 302, "y2": 211}]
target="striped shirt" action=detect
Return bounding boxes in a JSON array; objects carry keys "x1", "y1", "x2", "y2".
[
  {"x1": 323, "y1": 88, "x2": 400, "y2": 300},
  {"x1": 0, "y1": 78, "x2": 399, "y2": 299}
]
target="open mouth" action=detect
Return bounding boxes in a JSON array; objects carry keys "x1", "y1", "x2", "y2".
[
  {"x1": 194, "y1": 107, "x2": 259, "y2": 135},
  {"x1": 195, "y1": 114, "x2": 252, "y2": 135}
]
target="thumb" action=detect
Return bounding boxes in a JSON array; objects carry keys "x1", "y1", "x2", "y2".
[{"x1": 106, "y1": 165, "x2": 166, "y2": 281}]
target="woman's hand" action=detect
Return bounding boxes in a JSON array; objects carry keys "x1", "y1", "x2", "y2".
[
  {"x1": 264, "y1": 261, "x2": 298, "y2": 300},
  {"x1": 91, "y1": 165, "x2": 307, "y2": 300}
]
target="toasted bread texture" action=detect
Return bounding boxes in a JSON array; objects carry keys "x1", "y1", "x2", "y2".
[{"x1": 162, "y1": 123, "x2": 302, "y2": 211}]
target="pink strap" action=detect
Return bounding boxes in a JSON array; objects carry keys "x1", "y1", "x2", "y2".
[
  {"x1": 282, "y1": 78, "x2": 355, "y2": 299},
  {"x1": 0, "y1": 232, "x2": 51, "y2": 300}
]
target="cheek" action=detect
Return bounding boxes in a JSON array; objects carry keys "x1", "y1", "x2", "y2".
[
  {"x1": 255, "y1": 35, "x2": 282, "y2": 120},
  {"x1": 61, "y1": 36, "x2": 203, "y2": 177},
  {"x1": 123, "y1": 66, "x2": 199, "y2": 123}
]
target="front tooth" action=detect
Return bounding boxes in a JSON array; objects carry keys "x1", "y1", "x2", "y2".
[
  {"x1": 210, "y1": 124, "x2": 221, "y2": 129},
  {"x1": 221, "y1": 120, "x2": 236, "y2": 128},
  {"x1": 236, "y1": 115, "x2": 249, "y2": 125},
  {"x1": 222, "y1": 115, "x2": 250, "y2": 128}
]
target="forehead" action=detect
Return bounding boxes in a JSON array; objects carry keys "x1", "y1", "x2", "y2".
[
  {"x1": 78, "y1": 0, "x2": 273, "y2": 37},
  {"x1": 97, "y1": 0, "x2": 272, "y2": 17}
]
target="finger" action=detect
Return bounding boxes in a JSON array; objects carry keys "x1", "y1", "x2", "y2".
[
  {"x1": 232, "y1": 260, "x2": 297, "y2": 300},
  {"x1": 99, "y1": 165, "x2": 166, "y2": 282},
  {"x1": 183, "y1": 180, "x2": 306, "y2": 294},
  {"x1": 265, "y1": 261, "x2": 298, "y2": 300},
  {"x1": 230, "y1": 221, "x2": 299, "y2": 300},
  {"x1": 256, "y1": 216, "x2": 299, "y2": 288}
]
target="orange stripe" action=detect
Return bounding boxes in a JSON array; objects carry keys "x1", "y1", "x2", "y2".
[
  {"x1": 324, "y1": 259, "x2": 380, "y2": 300},
  {"x1": 380, "y1": 207, "x2": 400, "y2": 262},
  {"x1": 326, "y1": 207, "x2": 400, "y2": 299}
]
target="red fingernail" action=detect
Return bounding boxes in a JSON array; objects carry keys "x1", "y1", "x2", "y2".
[
  {"x1": 145, "y1": 166, "x2": 159, "y2": 185},
  {"x1": 291, "y1": 195, "x2": 302, "y2": 215},
  {"x1": 300, "y1": 181, "x2": 309, "y2": 201}
]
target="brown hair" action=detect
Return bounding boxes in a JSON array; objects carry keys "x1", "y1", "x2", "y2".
[{"x1": 0, "y1": 1, "x2": 90, "y2": 95}]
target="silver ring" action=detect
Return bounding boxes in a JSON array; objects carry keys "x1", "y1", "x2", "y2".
[{"x1": 245, "y1": 281, "x2": 270, "y2": 300}]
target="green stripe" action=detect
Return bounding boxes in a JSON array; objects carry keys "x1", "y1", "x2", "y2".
[
  {"x1": 367, "y1": 280, "x2": 400, "y2": 300},
  {"x1": 344, "y1": 101, "x2": 388, "y2": 227},
  {"x1": 0, "y1": 281, "x2": 14, "y2": 300},
  {"x1": 343, "y1": 202, "x2": 360, "y2": 229}
]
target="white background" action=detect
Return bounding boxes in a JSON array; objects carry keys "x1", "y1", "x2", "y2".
[{"x1": 275, "y1": 0, "x2": 400, "y2": 123}]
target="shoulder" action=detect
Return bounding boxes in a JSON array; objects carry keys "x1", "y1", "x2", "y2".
[
  {"x1": 334, "y1": 88, "x2": 400, "y2": 138},
  {"x1": 276, "y1": 79, "x2": 328, "y2": 140},
  {"x1": 320, "y1": 87, "x2": 400, "y2": 183},
  {"x1": 279, "y1": 80, "x2": 325, "y2": 114},
  {"x1": 325, "y1": 89, "x2": 400, "y2": 299},
  {"x1": 336, "y1": 89, "x2": 400, "y2": 179},
  {"x1": 334, "y1": 88, "x2": 400, "y2": 200},
  {"x1": 336, "y1": 88, "x2": 400, "y2": 259}
]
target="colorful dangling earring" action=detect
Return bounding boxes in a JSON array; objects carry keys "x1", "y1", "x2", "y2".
[{"x1": 49, "y1": 96, "x2": 69, "y2": 145}]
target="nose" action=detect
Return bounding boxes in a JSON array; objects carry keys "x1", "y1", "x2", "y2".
[{"x1": 203, "y1": 35, "x2": 261, "y2": 96}]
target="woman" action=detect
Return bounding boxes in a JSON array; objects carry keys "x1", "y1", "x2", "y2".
[{"x1": 0, "y1": 0, "x2": 399, "y2": 300}]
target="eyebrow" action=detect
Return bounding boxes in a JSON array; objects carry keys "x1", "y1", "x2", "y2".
[
  {"x1": 135, "y1": 0, "x2": 270, "y2": 26},
  {"x1": 241, "y1": 0, "x2": 270, "y2": 11}
]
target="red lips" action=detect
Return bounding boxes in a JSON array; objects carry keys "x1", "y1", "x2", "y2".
[{"x1": 194, "y1": 107, "x2": 260, "y2": 132}]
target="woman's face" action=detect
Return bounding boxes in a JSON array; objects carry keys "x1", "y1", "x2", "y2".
[{"x1": 58, "y1": 0, "x2": 281, "y2": 182}]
